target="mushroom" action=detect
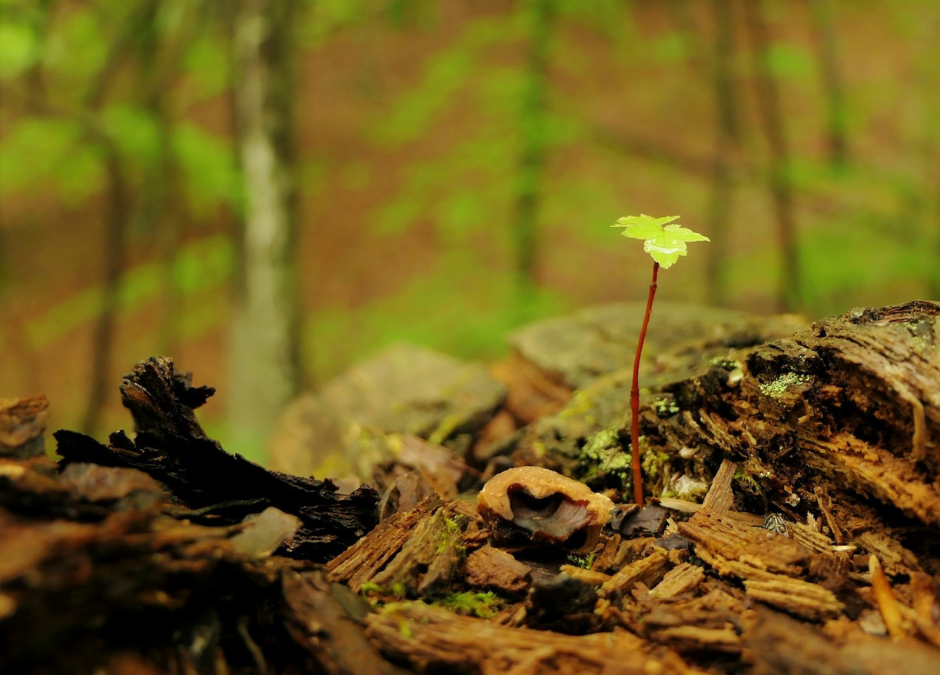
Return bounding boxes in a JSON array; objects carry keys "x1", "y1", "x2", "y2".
[{"x1": 477, "y1": 466, "x2": 614, "y2": 554}]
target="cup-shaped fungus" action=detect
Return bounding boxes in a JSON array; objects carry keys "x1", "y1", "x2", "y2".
[{"x1": 477, "y1": 466, "x2": 614, "y2": 554}]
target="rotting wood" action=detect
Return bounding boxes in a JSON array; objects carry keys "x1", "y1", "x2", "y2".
[
  {"x1": 869, "y1": 555, "x2": 907, "y2": 638},
  {"x1": 6, "y1": 303, "x2": 940, "y2": 674},
  {"x1": 701, "y1": 458, "x2": 736, "y2": 514},
  {"x1": 326, "y1": 496, "x2": 442, "y2": 592},
  {"x1": 600, "y1": 548, "x2": 673, "y2": 597},
  {"x1": 464, "y1": 546, "x2": 533, "y2": 597},
  {"x1": 649, "y1": 562, "x2": 705, "y2": 600},
  {"x1": 0, "y1": 396, "x2": 49, "y2": 458},
  {"x1": 746, "y1": 608, "x2": 940, "y2": 675},
  {"x1": 365, "y1": 601, "x2": 708, "y2": 675},
  {"x1": 55, "y1": 357, "x2": 379, "y2": 563}
]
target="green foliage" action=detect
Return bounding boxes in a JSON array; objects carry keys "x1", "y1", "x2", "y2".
[
  {"x1": 172, "y1": 122, "x2": 241, "y2": 214},
  {"x1": 613, "y1": 214, "x2": 709, "y2": 269},
  {"x1": 25, "y1": 235, "x2": 234, "y2": 351},
  {"x1": 182, "y1": 35, "x2": 230, "y2": 100},
  {"x1": 0, "y1": 118, "x2": 103, "y2": 203},
  {"x1": 306, "y1": 250, "x2": 568, "y2": 381},
  {"x1": 103, "y1": 103, "x2": 161, "y2": 167},
  {"x1": 766, "y1": 42, "x2": 814, "y2": 79},
  {"x1": 0, "y1": 19, "x2": 38, "y2": 79}
]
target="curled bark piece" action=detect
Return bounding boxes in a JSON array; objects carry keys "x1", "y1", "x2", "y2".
[
  {"x1": 55, "y1": 357, "x2": 378, "y2": 562},
  {"x1": 477, "y1": 466, "x2": 613, "y2": 553}
]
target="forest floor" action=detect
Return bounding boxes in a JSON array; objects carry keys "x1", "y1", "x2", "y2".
[{"x1": 2, "y1": 299, "x2": 940, "y2": 675}]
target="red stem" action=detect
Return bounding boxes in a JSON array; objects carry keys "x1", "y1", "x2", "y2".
[{"x1": 631, "y1": 261, "x2": 659, "y2": 506}]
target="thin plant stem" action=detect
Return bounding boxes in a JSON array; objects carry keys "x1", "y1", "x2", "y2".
[{"x1": 631, "y1": 261, "x2": 659, "y2": 506}]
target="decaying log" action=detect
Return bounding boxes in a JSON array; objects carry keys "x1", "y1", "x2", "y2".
[
  {"x1": 365, "y1": 601, "x2": 707, "y2": 675},
  {"x1": 747, "y1": 608, "x2": 940, "y2": 675},
  {"x1": 55, "y1": 357, "x2": 378, "y2": 562},
  {"x1": 0, "y1": 455, "x2": 394, "y2": 675},
  {"x1": 5, "y1": 303, "x2": 940, "y2": 674}
]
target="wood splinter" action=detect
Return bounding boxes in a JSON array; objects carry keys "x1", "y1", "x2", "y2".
[{"x1": 869, "y1": 554, "x2": 908, "y2": 639}]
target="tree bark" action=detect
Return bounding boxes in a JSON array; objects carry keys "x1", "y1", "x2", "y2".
[{"x1": 228, "y1": 0, "x2": 302, "y2": 450}]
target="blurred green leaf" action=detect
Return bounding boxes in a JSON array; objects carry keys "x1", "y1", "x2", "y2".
[
  {"x1": 43, "y1": 7, "x2": 108, "y2": 93},
  {"x1": 103, "y1": 104, "x2": 160, "y2": 167},
  {"x1": 306, "y1": 249, "x2": 569, "y2": 381},
  {"x1": 25, "y1": 235, "x2": 234, "y2": 350},
  {"x1": 172, "y1": 122, "x2": 239, "y2": 213},
  {"x1": 183, "y1": 35, "x2": 229, "y2": 99},
  {"x1": 0, "y1": 20, "x2": 38, "y2": 79},
  {"x1": 766, "y1": 42, "x2": 814, "y2": 79},
  {"x1": 0, "y1": 117, "x2": 103, "y2": 202},
  {"x1": 652, "y1": 33, "x2": 690, "y2": 63}
]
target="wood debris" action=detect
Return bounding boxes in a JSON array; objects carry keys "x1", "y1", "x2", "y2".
[{"x1": 6, "y1": 302, "x2": 940, "y2": 673}]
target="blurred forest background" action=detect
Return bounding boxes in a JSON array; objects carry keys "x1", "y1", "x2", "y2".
[{"x1": 1, "y1": 0, "x2": 939, "y2": 463}]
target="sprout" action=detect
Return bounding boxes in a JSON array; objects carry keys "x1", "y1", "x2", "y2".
[{"x1": 613, "y1": 214, "x2": 709, "y2": 506}]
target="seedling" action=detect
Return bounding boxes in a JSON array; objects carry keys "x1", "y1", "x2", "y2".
[{"x1": 613, "y1": 214, "x2": 709, "y2": 506}]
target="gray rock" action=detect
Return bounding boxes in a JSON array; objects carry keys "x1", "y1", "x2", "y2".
[
  {"x1": 269, "y1": 343, "x2": 506, "y2": 481},
  {"x1": 509, "y1": 302, "x2": 801, "y2": 390}
]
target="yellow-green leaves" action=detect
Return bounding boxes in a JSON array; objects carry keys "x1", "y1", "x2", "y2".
[{"x1": 613, "y1": 214, "x2": 709, "y2": 269}]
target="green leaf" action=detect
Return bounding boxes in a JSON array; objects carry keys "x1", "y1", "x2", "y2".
[
  {"x1": 613, "y1": 214, "x2": 709, "y2": 268},
  {"x1": 0, "y1": 21, "x2": 38, "y2": 80}
]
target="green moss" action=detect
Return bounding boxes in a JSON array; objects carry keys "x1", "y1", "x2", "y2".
[
  {"x1": 436, "y1": 513, "x2": 466, "y2": 557},
  {"x1": 653, "y1": 395, "x2": 680, "y2": 418},
  {"x1": 759, "y1": 372, "x2": 813, "y2": 398},
  {"x1": 641, "y1": 446, "x2": 672, "y2": 496},
  {"x1": 733, "y1": 469, "x2": 763, "y2": 498},
  {"x1": 567, "y1": 551, "x2": 597, "y2": 569},
  {"x1": 559, "y1": 390, "x2": 594, "y2": 419},
  {"x1": 709, "y1": 357, "x2": 741, "y2": 371},
  {"x1": 579, "y1": 427, "x2": 630, "y2": 488},
  {"x1": 436, "y1": 591, "x2": 504, "y2": 619}
]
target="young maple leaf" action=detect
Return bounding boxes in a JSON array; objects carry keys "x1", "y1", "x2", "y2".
[{"x1": 613, "y1": 214, "x2": 710, "y2": 268}]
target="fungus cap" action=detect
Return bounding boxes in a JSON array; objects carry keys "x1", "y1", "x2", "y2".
[{"x1": 477, "y1": 466, "x2": 614, "y2": 554}]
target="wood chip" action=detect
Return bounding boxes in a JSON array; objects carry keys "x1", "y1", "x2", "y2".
[
  {"x1": 650, "y1": 563, "x2": 705, "y2": 600},
  {"x1": 601, "y1": 549, "x2": 671, "y2": 597},
  {"x1": 464, "y1": 546, "x2": 532, "y2": 597},
  {"x1": 701, "y1": 459, "x2": 736, "y2": 514}
]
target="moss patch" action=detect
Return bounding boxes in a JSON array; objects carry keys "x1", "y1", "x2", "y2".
[{"x1": 759, "y1": 372, "x2": 813, "y2": 398}]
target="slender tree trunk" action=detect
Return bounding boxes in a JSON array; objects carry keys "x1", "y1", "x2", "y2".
[
  {"x1": 135, "y1": 0, "x2": 185, "y2": 357},
  {"x1": 808, "y1": 0, "x2": 848, "y2": 169},
  {"x1": 705, "y1": 0, "x2": 741, "y2": 307},
  {"x1": 82, "y1": 134, "x2": 130, "y2": 435},
  {"x1": 228, "y1": 0, "x2": 302, "y2": 450},
  {"x1": 512, "y1": 0, "x2": 552, "y2": 316},
  {"x1": 743, "y1": 0, "x2": 800, "y2": 312}
]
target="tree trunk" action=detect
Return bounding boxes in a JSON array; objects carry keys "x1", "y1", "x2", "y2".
[
  {"x1": 512, "y1": 0, "x2": 552, "y2": 317},
  {"x1": 809, "y1": 0, "x2": 848, "y2": 169},
  {"x1": 81, "y1": 134, "x2": 130, "y2": 435},
  {"x1": 228, "y1": 0, "x2": 302, "y2": 452},
  {"x1": 744, "y1": 0, "x2": 800, "y2": 312},
  {"x1": 705, "y1": 0, "x2": 741, "y2": 307}
]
